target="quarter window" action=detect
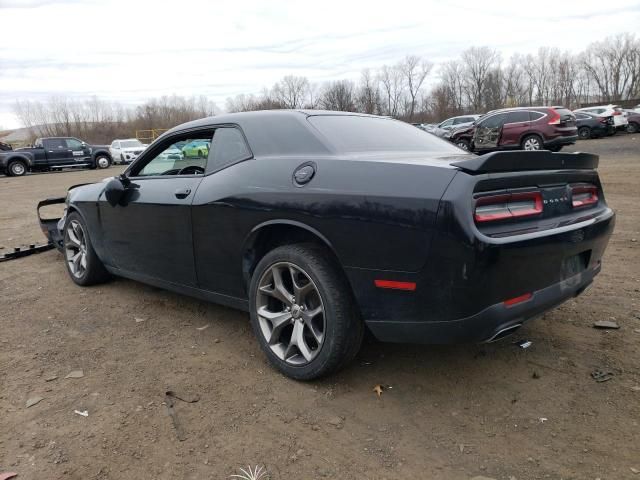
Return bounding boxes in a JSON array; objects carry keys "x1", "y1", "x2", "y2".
[
  {"x1": 206, "y1": 127, "x2": 252, "y2": 173},
  {"x1": 505, "y1": 111, "x2": 530, "y2": 123},
  {"x1": 529, "y1": 112, "x2": 545, "y2": 120}
]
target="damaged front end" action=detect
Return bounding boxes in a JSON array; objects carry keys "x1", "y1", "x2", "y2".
[{"x1": 37, "y1": 197, "x2": 67, "y2": 251}]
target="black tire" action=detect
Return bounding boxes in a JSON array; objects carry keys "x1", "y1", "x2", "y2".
[
  {"x1": 7, "y1": 160, "x2": 27, "y2": 177},
  {"x1": 628, "y1": 122, "x2": 639, "y2": 134},
  {"x1": 521, "y1": 134, "x2": 543, "y2": 151},
  {"x1": 455, "y1": 139, "x2": 470, "y2": 151},
  {"x1": 95, "y1": 155, "x2": 111, "y2": 169},
  {"x1": 249, "y1": 243, "x2": 363, "y2": 380},
  {"x1": 62, "y1": 211, "x2": 110, "y2": 286},
  {"x1": 578, "y1": 126, "x2": 591, "y2": 140}
]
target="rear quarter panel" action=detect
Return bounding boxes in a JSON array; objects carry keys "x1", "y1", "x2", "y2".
[{"x1": 191, "y1": 155, "x2": 460, "y2": 297}]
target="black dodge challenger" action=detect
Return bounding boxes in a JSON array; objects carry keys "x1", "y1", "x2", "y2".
[{"x1": 38, "y1": 110, "x2": 615, "y2": 380}]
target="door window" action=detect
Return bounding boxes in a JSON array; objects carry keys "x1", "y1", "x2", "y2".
[
  {"x1": 206, "y1": 127, "x2": 252, "y2": 173},
  {"x1": 66, "y1": 138, "x2": 84, "y2": 150},
  {"x1": 505, "y1": 111, "x2": 530, "y2": 123},
  {"x1": 439, "y1": 119, "x2": 454, "y2": 128},
  {"x1": 135, "y1": 133, "x2": 213, "y2": 177},
  {"x1": 43, "y1": 138, "x2": 66, "y2": 150},
  {"x1": 478, "y1": 113, "x2": 508, "y2": 128}
]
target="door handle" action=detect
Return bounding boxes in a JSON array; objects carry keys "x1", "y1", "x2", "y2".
[{"x1": 174, "y1": 188, "x2": 192, "y2": 199}]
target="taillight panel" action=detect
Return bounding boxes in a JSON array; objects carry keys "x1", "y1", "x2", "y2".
[
  {"x1": 571, "y1": 184, "x2": 598, "y2": 208},
  {"x1": 475, "y1": 191, "x2": 543, "y2": 223}
]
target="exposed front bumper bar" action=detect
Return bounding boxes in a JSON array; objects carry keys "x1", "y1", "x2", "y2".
[{"x1": 37, "y1": 197, "x2": 66, "y2": 252}]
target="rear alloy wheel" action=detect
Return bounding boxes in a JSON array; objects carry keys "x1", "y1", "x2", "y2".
[
  {"x1": 250, "y1": 244, "x2": 363, "y2": 380},
  {"x1": 522, "y1": 135, "x2": 543, "y2": 151},
  {"x1": 63, "y1": 212, "x2": 110, "y2": 286},
  {"x1": 8, "y1": 160, "x2": 27, "y2": 177},
  {"x1": 578, "y1": 126, "x2": 591, "y2": 140},
  {"x1": 628, "y1": 122, "x2": 639, "y2": 134},
  {"x1": 95, "y1": 155, "x2": 111, "y2": 169}
]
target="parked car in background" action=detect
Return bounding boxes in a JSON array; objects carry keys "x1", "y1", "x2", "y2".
[
  {"x1": 446, "y1": 107, "x2": 577, "y2": 152},
  {"x1": 623, "y1": 110, "x2": 640, "y2": 134},
  {"x1": 181, "y1": 140, "x2": 210, "y2": 158},
  {"x1": 0, "y1": 141, "x2": 12, "y2": 151},
  {"x1": 574, "y1": 112, "x2": 615, "y2": 139},
  {"x1": 37, "y1": 110, "x2": 614, "y2": 380},
  {"x1": 0, "y1": 137, "x2": 112, "y2": 176},
  {"x1": 109, "y1": 139, "x2": 146, "y2": 165},
  {"x1": 437, "y1": 114, "x2": 481, "y2": 132},
  {"x1": 574, "y1": 105, "x2": 628, "y2": 131}
]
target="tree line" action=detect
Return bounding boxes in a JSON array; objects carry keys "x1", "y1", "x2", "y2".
[{"x1": 11, "y1": 33, "x2": 639, "y2": 144}]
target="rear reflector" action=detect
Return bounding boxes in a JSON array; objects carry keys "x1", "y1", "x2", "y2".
[
  {"x1": 571, "y1": 184, "x2": 598, "y2": 208},
  {"x1": 475, "y1": 191, "x2": 543, "y2": 223},
  {"x1": 374, "y1": 280, "x2": 416, "y2": 291},
  {"x1": 504, "y1": 293, "x2": 532, "y2": 307}
]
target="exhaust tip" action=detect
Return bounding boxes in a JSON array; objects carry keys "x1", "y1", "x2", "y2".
[{"x1": 486, "y1": 324, "x2": 522, "y2": 343}]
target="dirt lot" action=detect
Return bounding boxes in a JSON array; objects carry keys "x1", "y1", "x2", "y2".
[{"x1": 1, "y1": 135, "x2": 639, "y2": 480}]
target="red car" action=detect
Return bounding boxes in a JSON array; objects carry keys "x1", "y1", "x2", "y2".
[{"x1": 447, "y1": 107, "x2": 578, "y2": 153}]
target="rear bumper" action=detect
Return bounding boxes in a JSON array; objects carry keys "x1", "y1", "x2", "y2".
[
  {"x1": 544, "y1": 134, "x2": 577, "y2": 147},
  {"x1": 365, "y1": 265, "x2": 597, "y2": 344}
]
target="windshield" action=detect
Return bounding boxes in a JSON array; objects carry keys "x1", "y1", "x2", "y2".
[
  {"x1": 121, "y1": 140, "x2": 143, "y2": 148},
  {"x1": 308, "y1": 115, "x2": 461, "y2": 154}
]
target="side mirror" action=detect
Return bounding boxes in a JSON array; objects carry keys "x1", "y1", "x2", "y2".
[{"x1": 104, "y1": 176, "x2": 125, "y2": 207}]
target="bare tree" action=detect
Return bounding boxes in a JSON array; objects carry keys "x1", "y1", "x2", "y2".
[
  {"x1": 461, "y1": 46, "x2": 501, "y2": 111},
  {"x1": 320, "y1": 80, "x2": 355, "y2": 111},
  {"x1": 399, "y1": 55, "x2": 433, "y2": 120},
  {"x1": 378, "y1": 64, "x2": 405, "y2": 116},
  {"x1": 273, "y1": 75, "x2": 310, "y2": 108},
  {"x1": 355, "y1": 69, "x2": 381, "y2": 114}
]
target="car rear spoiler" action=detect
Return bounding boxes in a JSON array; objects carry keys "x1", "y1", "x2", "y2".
[{"x1": 451, "y1": 151, "x2": 599, "y2": 174}]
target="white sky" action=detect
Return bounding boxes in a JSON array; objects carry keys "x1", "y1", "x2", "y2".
[{"x1": 1, "y1": 0, "x2": 639, "y2": 128}]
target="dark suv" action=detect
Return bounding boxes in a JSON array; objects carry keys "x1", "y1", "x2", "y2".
[{"x1": 447, "y1": 107, "x2": 577, "y2": 153}]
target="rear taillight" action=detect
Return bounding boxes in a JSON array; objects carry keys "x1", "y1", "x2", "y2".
[
  {"x1": 571, "y1": 184, "x2": 598, "y2": 208},
  {"x1": 547, "y1": 109, "x2": 561, "y2": 125},
  {"x1": 475, "y1": 191, "x2": 543, "y2": 223},
  {"x1": 612, "y1": 111, "x2": 622, "y2": 116}
]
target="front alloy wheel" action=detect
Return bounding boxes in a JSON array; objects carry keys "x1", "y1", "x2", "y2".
[
  {"x1": 65, "y1": 219, "x2": 88, "y2": 279},
  {"x1": 256, "y1": 262, "x2": 326, "y2": 365},
  {"x1": 96, "y1": 156, "x2": 110, "y2": 169}
]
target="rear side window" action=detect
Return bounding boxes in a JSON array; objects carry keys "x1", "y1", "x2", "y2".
[
  {"x1": 43, "y1": 139, "x2": 66, "y2": 149},
  {"x1": 207, "y1": 127, "x2": 252, "y2": 173},
  {"x1": 478, "y1": 113, "x2": 508, "y2": 128},
  {"x1": 505, "y1": 111, "x2": 530, "y2": 123},
  {"x1": 308, "y1": 115, "x2": 461, "y2": 154},
  {"x1": 529, "y1": 112, "x2": 545, "y2": 121}
]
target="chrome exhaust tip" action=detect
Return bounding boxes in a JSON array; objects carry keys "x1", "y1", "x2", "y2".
[{"x1": 486, "y1": 324, "x2": 522, "y2": 343}]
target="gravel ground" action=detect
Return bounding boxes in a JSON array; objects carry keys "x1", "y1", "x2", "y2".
[{"x1": 0, "y1": 134, "x2": 639, "y2": 480}]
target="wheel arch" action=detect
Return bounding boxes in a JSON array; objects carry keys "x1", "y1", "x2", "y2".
[{"x1": 241, "y1": 220, "x2": 341, "y2": 292}]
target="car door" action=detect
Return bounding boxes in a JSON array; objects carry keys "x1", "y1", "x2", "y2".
[
  {"x1": 500, "y1": 111, "x2": 531, "y2": 147},
  {"x1": 42, "y1": 138, "x2": 72, "y2": 166},
  {"x1": 66, "y1": 138, "x2": 92, "y2": 164},
  {"x1": 98, "y1": 130, "x2": 214, "y2": 287},
  {"x1": 473, "y1": 113, "x2": 508, "y2": 150},
  {"x1": 439, "y1": 118, "x2": 454, "y2": 130}
]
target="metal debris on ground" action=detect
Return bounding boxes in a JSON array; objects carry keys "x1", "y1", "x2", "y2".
[
  {"x1": 65, "y1": 370, "x2": 84, "y2": 379},
  {"x1": 516, "y1": 340, "x2": 532, "y2": 349},
  {"x1": 196, "y1": 324, "x2": 210, "y2": 331},
  {"x1": 593, "y1": 320, "x2": 620, "y2": 329},
  {"x1": 164, "y1": 390, "x2": 200, "y2": 441},
  {"x1": 135, "y1": 317, "x2": 145, "y2": 323},
  {"x1": 0, "y1": 242, "x2": 54, "y2": 262},
  {"x1": 26, "y1": 396, "x2": 44, "y2": 408},
  {"x1": 74, "y1": 410, "x2": 88, "y2": 417},
  {"x1": 44, "y1": 375, "x2": 58, "y2": 382},
  {"x1": 591, "y1": 369, "x2": 615, "y2": 383}
]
